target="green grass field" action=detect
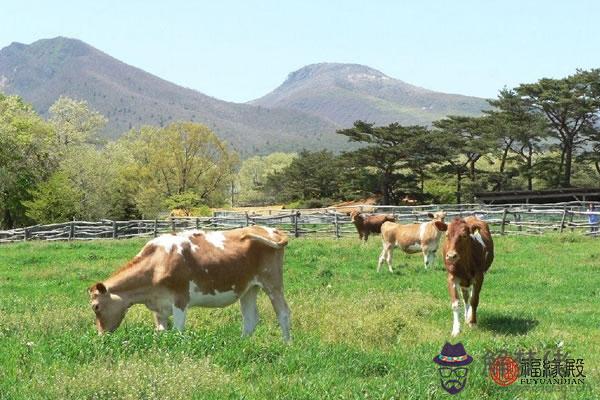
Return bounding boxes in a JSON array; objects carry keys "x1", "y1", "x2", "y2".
[{"x1": 0, "y1": 234, "x2": 598, "y2": 399}]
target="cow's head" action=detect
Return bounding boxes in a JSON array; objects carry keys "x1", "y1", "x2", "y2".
[
  {"x1": 88, "y1": 282, "x2": 128, "y2": 334},
  {"x1": 444, "y1": 218, "x2": 473, "y2": 264},
  {"x1": 349, "y1": 210, "x2": 362, "y2": 222},
  {"x1": 428, "y1": 211, "x2": 447, "y2": 222}
]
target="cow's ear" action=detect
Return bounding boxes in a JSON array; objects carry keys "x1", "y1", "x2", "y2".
[
  {"x1": 434, "y1": 221, "x2": 447, "y2": 232},
  {"x1": 470, "y1": 219, "x2": 488, "y2": 234},
  {"x1": 427, "y1": 212, "x2": 434, "y2": 219},
  {"x1": 89, "y1": 282, "x2": 107, "y2": 295}
]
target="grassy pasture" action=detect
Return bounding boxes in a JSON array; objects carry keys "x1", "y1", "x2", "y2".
[{"x1": 0, "y1": 234, "x2": 598, "y2": 399}]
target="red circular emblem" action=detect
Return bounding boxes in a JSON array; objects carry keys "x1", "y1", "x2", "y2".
[{"x1": 489, "y1": 356, "x2": 520, "y2": 386}]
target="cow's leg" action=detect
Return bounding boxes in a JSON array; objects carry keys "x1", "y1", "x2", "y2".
[
  {"x1": 266, "y1": 289, "x2": 291, "y2": 342},
  {"x1": 469, "y1": 274, "x2": 484, "y2": 326},
  {"x1": 447, "y1": 275, "x2": 461, "y2": 337},
  {"x1": 259, "y1": 253, "x2": 291, "y2": 342},
  {"x1": 171, "y1": 292, "x2": 190, "y2": 331},
  {"x1": 153, "y1": 310, "x2": 171, "y2": 331},
  {"x1": 172, "y1": 305, "x2": 187, "y2": 331},
  {"x1": 363, "y1": 232, "x2": 369, "y2": 244},
  {"x1": 240, "y1": 285, "x2": 260, "y2": 337},
  {"x1": 422, "y1": 248, "x2": 435, "y2": 269},
  {"x1": 378, "y1": 242, "x2": 389, "y2": 272},
  {"x1": 461, "y1": 286, "x2": 471, "y2": 323},
  {"x1": 386, "y1": 245, "x2": 394, "y2": 273}
]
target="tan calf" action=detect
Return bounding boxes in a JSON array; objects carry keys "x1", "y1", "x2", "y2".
[
  {"x1": 88, "y1": 226, "x2": 291, "y2": 341},
  {"x1": 377, "y1": 212, "x2": 447, "y2": 272}
]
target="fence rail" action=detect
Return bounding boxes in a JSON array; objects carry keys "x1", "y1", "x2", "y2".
[{"x1": 1, "y1": 202, "x2": 600, "y2": 243}]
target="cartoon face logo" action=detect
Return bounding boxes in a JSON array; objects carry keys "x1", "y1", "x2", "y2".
[{"x1": 433, "y1": 342, "x2": 473, "y2": 395}]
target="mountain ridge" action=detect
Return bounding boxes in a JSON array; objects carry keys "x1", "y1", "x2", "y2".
[
  {"x1": 0, "y1": 37, "x2": 488, "y2": 155},
  {"x1": 250, "y1": 62, "x2": 488, "y2": 127},
  {"x1": 0, "y1": 37, "x2": 344, "y2": 155}
]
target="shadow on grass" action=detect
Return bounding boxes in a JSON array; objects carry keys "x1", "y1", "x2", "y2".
[{"x1": 479, "y1": 314, "x2": 539, "y2": 335}]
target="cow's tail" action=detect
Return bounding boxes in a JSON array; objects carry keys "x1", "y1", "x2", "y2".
[{"x1": 242, "y1": 233, "x2": 289, "y2": 249}]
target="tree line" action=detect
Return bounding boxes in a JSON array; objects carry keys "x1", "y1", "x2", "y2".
[
  {"x1": 258, "y1": 69, "x2": 600, "y2": 206},
  {"x1": 0, "y1": 95, "x2": 237, "y2": 228},
  {"x1": 2, "y1": 68, "x2": 600, "y2": 228}
]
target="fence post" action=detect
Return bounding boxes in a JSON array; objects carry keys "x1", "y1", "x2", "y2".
[
  {"x1": 569, "y1": 211, "x2": 575, "y2": 233},
  {"x1": 559, "y1": 207, "x2": 568, "y2": 233},
  {"x1": 112, "y1": 221, "x2": 118, "y2": 239},
  {"x1": 294, "y1": 211, "x2": 300, "y2": 238},
  {"x1": 196, "y1": 217, "x2": 200, "y2": 230},
  {"x1": 245, "y1": 212, "x2": 250, "y2": 227},
  {"x1": 153, "y1": 219, "x2": 158, "y2": 237},
  {"x1": 334, "y1": 213, "x2": 340, "y2": 239},
  {"x1": 171, "y1": 218, "x2": 176, "y2": 232},
  {"x1": 516, "y1": 213, "x2": 522, "y2": 232},
  {"x1": 500, "y1": 208, "x2": 508, "y2": 235},
  {"x1": 24, "y1": 227, "x2": 30, "y2": 241},
  {"x1": 69, "y1": 221, "x2": 75, "y2": 240}
]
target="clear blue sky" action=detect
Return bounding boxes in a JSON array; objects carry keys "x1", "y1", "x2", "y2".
[{"x1": 2, "y1": 0, "x2": 599, "y2": 102}]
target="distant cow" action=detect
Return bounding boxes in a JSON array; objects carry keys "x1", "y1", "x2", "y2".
[
  {"x1": 442, "y1": 216, "x2": 494, "y2": 336},
  {"x1": 350, "y1": 210, "x2": 396, "y2": 243},
  {"x1": 377, "y1": 211, "x2": 447, "y2": 272},
  {"x1": 401, "y1": 196, "x2": 418, "y2": 205},
  {"x1": 88, "y1": 226, "x2": 292, "y2": 342},
  {"x1": 170, "y1": 208, "x2": 191, "y2": 217}
]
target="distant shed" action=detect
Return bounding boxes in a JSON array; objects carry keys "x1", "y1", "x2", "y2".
[{"x1": 474, "y1": 188, "x2": 600, "y2": 204}]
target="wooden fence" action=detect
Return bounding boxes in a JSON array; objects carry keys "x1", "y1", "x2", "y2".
[{"x1": 1, "y1": 201, "x2": 600, "y2": 243}]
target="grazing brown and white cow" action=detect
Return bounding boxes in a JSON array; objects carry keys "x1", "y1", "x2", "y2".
[
  {"x1": 350, "y1": 210, "x2": 396, "y2": 243},
  {"x1": 377, "y1": 211, "x2": 447, "y2": 272},
  {"x1": 442, "y1": 216, "x2": 494, "y2": 336},
  {"x1": 88, "y1": 226, "x2": 292, "y2": 342}
]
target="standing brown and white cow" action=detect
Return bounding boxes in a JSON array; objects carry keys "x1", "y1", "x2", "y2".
[
  {"x1": 442, "y1": 216, "x2": 494, "y2": 336},
  {"x1": 88, "y1": 226, "x2": 292, "y2": 341},
  {"x1": 377, "y1": 211, "x2": 447, "y2": 272}
]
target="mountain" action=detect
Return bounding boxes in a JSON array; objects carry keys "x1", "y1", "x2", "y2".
[
  {"x1": 0, "y1": 37, "x2": 343, "y2": 155},
  {"x1": 0, "y1": 38, "x2": 489, "y2": 156},
  {"x1": 250, "y1": 63, "x2": 488, "y2": 127}
]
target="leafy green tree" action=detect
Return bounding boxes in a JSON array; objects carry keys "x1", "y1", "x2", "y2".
[
  {"x1": 101, "y1": 141, "x2": 142, "y2": 220},
  {"x1": 485, "y1": 88, "x2": 549, "y2": 190},
  {"x1": 163, "y1": 191, "x2": 202, "y2": 215},
  {"x1": 516, "y1": 69, "x2": 600, "y2": 187},
  {"x1": 118, "y1": 122, "x2": 239, "y2": 217},
  {"x1": 337, "y1": 121, "x2": 440, "y2": 204},
  {"x1": 433, "y1": 116, "x2": 495, "y2": 203},
  {"x1": 23, "y1": 172, "x2": 83, "y2": 224},
  {"x1": 579, "y1": 142, "x2": 600, "y2": 178},
  {"x1": 0, "y1": 94, "x2": 56, "y2": 227},
  {"x1": 264, "y1": 150, "x2": 342, "y2": 203},
  {"x1": 58, "y1": 145, "x2": 121, "y2": 220},
  {"x1": 49, "y1": 96, "x2": 107, "y2": 148},
  {"x1": 236, "y1": 152, "x2": 296, "y2": 205}
]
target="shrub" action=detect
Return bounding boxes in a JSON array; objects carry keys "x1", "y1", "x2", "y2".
[{"x1": 189, "y1": 205, "x2": 212, "y2": 217}]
